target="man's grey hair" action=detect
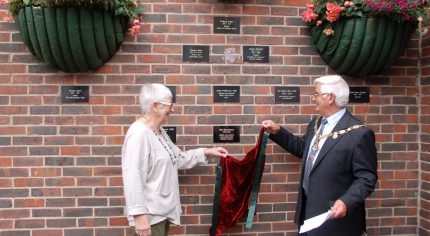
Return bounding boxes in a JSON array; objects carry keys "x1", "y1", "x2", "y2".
[
  {"x1": 139, "y1": 83, "x2": 172, "y2": 113},
  {"x1": 313, "y1": 75, "x2": 350, "y2": 108}
]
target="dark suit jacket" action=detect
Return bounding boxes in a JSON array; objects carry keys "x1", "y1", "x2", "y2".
[{"x1": 270, "y1": 110, "x2": 377, "y2": 236}]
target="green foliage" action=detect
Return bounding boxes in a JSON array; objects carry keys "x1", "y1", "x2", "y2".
[
  {"x1": 303, "y1": 0, "x2": 429, "y2": 27},
  {"x1": 8, "y1": 0, "x2": 143, "y2": 22}
]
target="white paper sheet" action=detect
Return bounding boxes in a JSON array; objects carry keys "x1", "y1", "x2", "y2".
[{"x1": 299, "y1": 210, "x2": 335, "y2": 234}]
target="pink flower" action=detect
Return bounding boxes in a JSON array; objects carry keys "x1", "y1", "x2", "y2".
[
  {"x1": 326, "y1": 3, "x2": 344, "y2": 23},
  {"x1": 130, "y1": 19, "x2": 141, "y2": 36},
  {"x1": 0, "y1": 0, "x2": 8, "y2": 6},
  {"x1": 386, "y1": 3, "x2": 392, "y2": 12},
  {"x1": 317, "y1": 20, "x2": 323, "y2": 26},
  {"x1": 301, "y1": 8, "x2": 318, "y2": 22},
  {"x1": 344, "y1": 1, "x2": 354, "y2": 7},
  {"x1": 306, "y1": 3, "x2": 315, "y2": 9}
]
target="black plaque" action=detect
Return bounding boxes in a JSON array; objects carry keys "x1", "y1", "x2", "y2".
[
  {"x1": 349, "y1": 87, "x2": 370, "y2": 103},
  {"x1": 214, "y1": 16, "x2": 240, "y2": 34},
  {"x1": 213, "y1": 86, "x2": 240, "y2": 103},
  {"x1": 61, "y1": 86, "x2": 89, "y2": 103},
  {"x1": 275, "y1": 86, "x2": 300, "y2": 103},
  {"x1": 163, "y1": 126, "x2": 177, "y2": 144},
  {"x1": 183, "y1": 45, "x2": 209, "y2": 63},
  {"x1": 167, "y1": 86, "x2": 176, "y2": 103},
  {"x1": 243, "y1": 46, "x2": 269, "y2": 63},
  {"x1": 213, "y1": 126, "x2": 240, "y2": 143}
]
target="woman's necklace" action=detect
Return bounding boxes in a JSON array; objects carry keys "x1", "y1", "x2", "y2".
[
  {"x1": 140, "y1": 116, "x2": 181, "y2": 165},
  {"x1": 153, "y1": 130, "x2": 178, "y2": 165}
]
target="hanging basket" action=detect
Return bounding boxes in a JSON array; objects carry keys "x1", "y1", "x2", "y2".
[
  {"x1": 17, "y1": 6, "x2": 128, "y2": 73},
  {"x1": 310, "y1": 17, "x2": 417, "y2": 77}
]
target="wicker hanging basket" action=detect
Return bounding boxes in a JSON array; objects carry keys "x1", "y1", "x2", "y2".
[
  {"x1": 17, "y1": 6, "x2": 128, "y2": 73},
  {"x1": 310, "y1": 17, "x2": 416, "y2": 77}
]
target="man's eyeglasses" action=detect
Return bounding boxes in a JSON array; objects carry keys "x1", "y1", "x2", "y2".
[{"x1": 313, "y1": 92, "x2": 330, "y2": 98}]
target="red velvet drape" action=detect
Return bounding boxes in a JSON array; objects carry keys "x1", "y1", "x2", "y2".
[{"x1": 210, "y1": 128, "x2": 267, "y2": 235}]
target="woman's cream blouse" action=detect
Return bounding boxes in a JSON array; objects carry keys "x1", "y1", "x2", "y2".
[{"x1": 121, "y1": 121, "x2": 207, "y2": 226}]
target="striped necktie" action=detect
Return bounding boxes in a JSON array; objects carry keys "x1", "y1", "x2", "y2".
[{"x1": 303, "y1": 118, "x2": 328, "y2": 194}]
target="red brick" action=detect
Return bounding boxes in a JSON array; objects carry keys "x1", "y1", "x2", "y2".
[
  {"x1": 31, "y1": 168, "x2": 61, "y2": 177},
  {"x1": 214, "y1": 105, "x2": 242, "y2": 114},
  {"x1": 14, "y1": 199, "x2": 45, "y2": 208},
  {"x1": 60, "y1": 146, "x2": 90, "y2": 155},
  {"x1": 28, "y1": 85, "x2": 59, "y2": 94},
  {"x1": 109, "y1": 176, "x2": 123, "y2": 186},
  {"x1": 243, "y1": 5, "x2": 270, "y2": 15},
  {"x1": 0, "y1": 209, "x2": 30, "y2": 218},
  {"x1": 121, "y1": 65, "x2": 151, "y2": 74},
  {"x1": 32, "y1": 230, "x2": 62, "y2": 236},
  {"x1": 14, "y1": 178, "x2": 43, "y2": 187},
  {"x1": 109, "y1": 217, "x2": 128, "y2": 226},
  {"x1": 0, "y1": 178, "x2": 12, "y2": 187},
  {"x1": 92, "y1": 107, "x2": 122, "y2": 115},
  {"x1": 0, "y1": 219, "x2": 13, "y2": 229},
  {"x1": 13, "y1": 157, "x2": 43, "y2": 166},
  {"x1": 94, "y1": 64, "x2": 121, "y2": 74},
  {"x1": 153, "y1": 45, "x2": 181, "y2": 53},
  {"x1": 0, "y1": 157, "x2": 12, "y2": 166},
  {"x1": 92, "y1": 126, "x2": 122, "y2": 135},
  {"x1": 137, "y1": 54, "x2": 167, "y2": 63}
]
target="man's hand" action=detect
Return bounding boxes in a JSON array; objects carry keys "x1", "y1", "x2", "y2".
[
  {"x1": 134, "y1": 214, "x2": 151, "y2": 236},
  {"x1": 330, "y1": 199, "x2": 347, "y2": 219},
  {"x1": 261, "y1": 120, "x2": 281, "y2": 135}
]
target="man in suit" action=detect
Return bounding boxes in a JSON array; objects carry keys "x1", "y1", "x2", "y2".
[{"x1": 262, "y1": 75, "x2": 377, "y2": 236}]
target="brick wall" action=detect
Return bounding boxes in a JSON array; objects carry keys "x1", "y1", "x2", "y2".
[
  {"x1": 0, "y1": 0, "x2": 428, "y2": 235},
  {"x1": 419, "y1": 20, "x2": 430, "y2": 235}
]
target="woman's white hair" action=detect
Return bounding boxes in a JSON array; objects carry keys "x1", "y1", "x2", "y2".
[
  {"x1": 314, "y1": 75, "x2": 349, "y2": 108},
  {"x1": 139, "y1": 83, "x2": 172, "y2": 113}
]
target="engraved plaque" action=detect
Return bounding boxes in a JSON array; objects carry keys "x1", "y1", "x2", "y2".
[
  {"x1": 163, "y1": 126, "x2": 177, "y2": 144},
  {"x1": 183, "y1": 45, "x2": 210, "y2": 63},
  {"x1": 214, "y1": 16, "x2": 240, "y2": 34},
  {"x1": 61, "y1": 86, "x2": 89, "y2": 103},
  {"x1": 213, "y1": 126, "x2": 240, "y2": 143},
  {"x1": 167, "y1": 86, "x2": 176, "y2": 103},
  {"x1": 243, "y1": 46, "x2": 269, "y2": 63},
  {"x1": 349, "y1": 87, "x2": 370, "y2": 103},
  {"x1": 213, "y1": 86, "x2": 240, "y2": 103},
  {"x1": 275, "y1": 86, "x2": 300, "y2": 103}
]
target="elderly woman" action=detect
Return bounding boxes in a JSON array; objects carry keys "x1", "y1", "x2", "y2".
[{"x1": 122, "y1": 83, "x2": 228, "y2": 236}]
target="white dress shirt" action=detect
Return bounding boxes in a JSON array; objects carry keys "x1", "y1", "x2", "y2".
[{"x1": 309, "y1": 108, "x2": 346, "y2": 165}]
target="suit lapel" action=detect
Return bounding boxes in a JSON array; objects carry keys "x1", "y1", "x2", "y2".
[
  {"x1": 302, "y1": 117, "x2": 319, "y2": 163},
  {"x1": 311, "y1": 111, "x2": 352, "y2": 171}
]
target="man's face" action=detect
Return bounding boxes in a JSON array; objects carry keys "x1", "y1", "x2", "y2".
[{"x1": 312, "y1": 85, "x2": 331, "y2": 116}]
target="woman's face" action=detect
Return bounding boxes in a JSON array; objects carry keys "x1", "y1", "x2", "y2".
[{"x1": 156, "y1": 100, "x2": 174, "y2": 124}]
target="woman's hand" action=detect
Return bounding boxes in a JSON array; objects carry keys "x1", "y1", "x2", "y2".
[
  {"x1": 205, "y1": 147, "x2": 229, "y2": 158},
  {"x1": 261, "y1": 120, "x2": 280, "y2": 135},
  {"x1": 134, "y1": 214, "x2": 151, "y2": 236}
]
